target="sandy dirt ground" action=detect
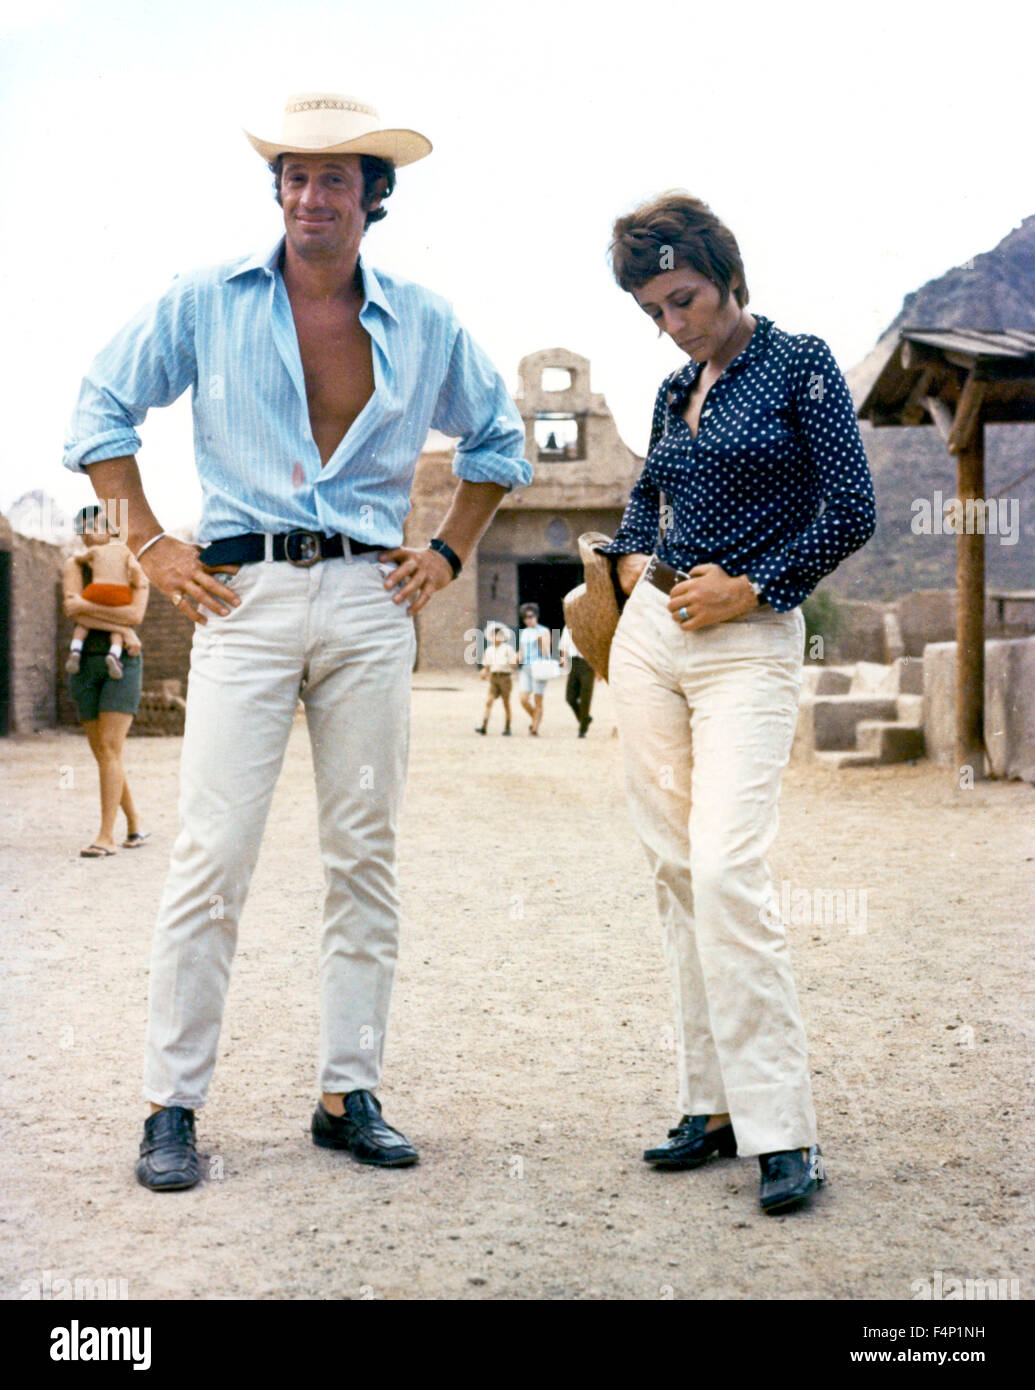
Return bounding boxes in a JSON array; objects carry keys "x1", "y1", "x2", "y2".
[{"x1": 2, "y1": 675, "x2": 1033, "y2": 1302}]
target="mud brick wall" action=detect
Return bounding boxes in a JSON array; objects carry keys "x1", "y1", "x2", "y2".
[{"x1": 2, "y1": 524, "x2": 63, "y2": 733}]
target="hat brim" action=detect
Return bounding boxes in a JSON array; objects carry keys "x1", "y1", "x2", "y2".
[{"x1": 244, "y1": 127, "x2": 433, "y2": 168}]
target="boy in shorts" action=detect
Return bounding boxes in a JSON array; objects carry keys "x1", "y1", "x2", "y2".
[{"x1": 476, "y1": 622, "x2": 518, "y2": 735}]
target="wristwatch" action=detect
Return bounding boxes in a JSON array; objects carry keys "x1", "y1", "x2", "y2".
[{"x1": 428, "y1": 536, "x2": 462, "y2": 579}]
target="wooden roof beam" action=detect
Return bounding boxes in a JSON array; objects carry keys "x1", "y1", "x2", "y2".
[
  {"x1": 900, "y1": 340, "x2": 944, "y2": 371},
  {"x1": 901, "y1": 366, "x2": 937, "y2": 424},
  {"x1": 922, "y1": 396, "x2": 955, "y2": 447},
  {"x1": 944, "y1": 348, "x2": 981, "y2": 370},
  {"x1": 948, "y1": 371, "x2": 986, "y2": 454}
]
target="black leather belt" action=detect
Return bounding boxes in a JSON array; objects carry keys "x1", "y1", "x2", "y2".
[
  {"x1": 643, "y1": 553, "x2": 688, "y2": 595},
  {"x1": 198, "y1": 531, "x2": 382, "y2": 569}
]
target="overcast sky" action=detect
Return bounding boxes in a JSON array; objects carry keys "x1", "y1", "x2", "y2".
[{"x1": 1, "y1": 0, "x2": 1031, "y2": 532}]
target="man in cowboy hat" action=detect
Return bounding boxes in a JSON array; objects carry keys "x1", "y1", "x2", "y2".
[{"x1": 64, "y1": 92, "x2": 531, "y2": 1189}]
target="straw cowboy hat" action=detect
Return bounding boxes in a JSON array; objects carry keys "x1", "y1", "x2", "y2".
[
  {"x1": 244, "y1": 92, "x2": 432, "y2": 167},
  {"x1": 562, "y1": 533, "x2": 622, "y2": 682}
]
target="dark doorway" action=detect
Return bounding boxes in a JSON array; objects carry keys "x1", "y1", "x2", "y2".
[
  {"x1": 516, "y1": 561, "x2": 582, "y2": 639},
  {"x1": 0, "y1": 550, "x2": 11, "y2": 735}
]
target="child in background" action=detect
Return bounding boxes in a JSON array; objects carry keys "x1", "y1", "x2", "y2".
[
  {"x1": 476, "y1": 622, "x2": 518, "y2": 736},
  {"x1": 65, "y1": 510, "x2": 144, "y2": 680}
]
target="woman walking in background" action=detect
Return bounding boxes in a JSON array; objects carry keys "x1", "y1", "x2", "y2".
[
  {"x1": 63, "y1": 505, "x2": 151, "y2": 858},
  {"x1": 516, "y1": 602, "x2": 551, "y2": 736},
  {"x1": 603, "y1": 193, "x2": 875, "y2": 1214}
]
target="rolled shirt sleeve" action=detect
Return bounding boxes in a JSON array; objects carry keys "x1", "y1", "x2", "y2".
[
  {"x1": 63, "y1": 275, "x2": 198, "y2": 473},
  {"x1": 746, "y1": 337, "x2": 876, "y2": 611},
  {"x1": 431, "y1": 319, "x2": 532, "y2": 491}
]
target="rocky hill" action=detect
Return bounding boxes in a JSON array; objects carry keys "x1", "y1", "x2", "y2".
[{"x1": 829, "y1": 216, "x2": 1035, "y2": 602}]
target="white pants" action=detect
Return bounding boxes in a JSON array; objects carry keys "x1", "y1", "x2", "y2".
[
  {"x1": 609, "y1": 578, "x2": 816, "y2": 1156},
  {"x1": 142, "y1": 554, "x2": 416, "y2": 1109}
]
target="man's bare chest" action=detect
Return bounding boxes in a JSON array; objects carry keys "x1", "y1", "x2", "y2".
[{"x1": 290, "y1": 299, "x2": 375, "y2": 454}]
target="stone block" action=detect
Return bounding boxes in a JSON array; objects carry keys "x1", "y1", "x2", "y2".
[
  {"x1": 825, "y1": 599, "x2": 886, "y2": 664},
  {"x1": 896, "y1": 694, "x2": 924, "y2": 726},
  {"x1": 850, "y1": 657, "x2": 924, "y2": 697},
  {"x1": 800, "y1": 666, "x2": 852, "y2": 697},
  {"x1": 922, "y1": 637, "x2": 1035, "y2": 781},
  {"x1": 894, "y1": 589, "x2": 1000, "y2": 657},
  {"x1": 855, "y1": 720, "x2": 925, "y2": 762},
  {"x1": 795, "y1": 695, "x2": 899, "y2": 754}
]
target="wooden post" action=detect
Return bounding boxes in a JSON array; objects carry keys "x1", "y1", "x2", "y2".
[{"x1": 955, "y1": 424, "x2": 986, "y2": 778}]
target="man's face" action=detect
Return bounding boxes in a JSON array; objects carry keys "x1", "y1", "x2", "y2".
[{"x1": 279, "y1": 154, "x2": 380, "y2": 260}]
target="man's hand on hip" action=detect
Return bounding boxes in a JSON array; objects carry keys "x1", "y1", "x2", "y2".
[
  {"x1": 377, "y1": 546, "x2": 453, "y2": 615},
  {"x1": 140, "y1": 535, "x2": 240, "y2": 625}
]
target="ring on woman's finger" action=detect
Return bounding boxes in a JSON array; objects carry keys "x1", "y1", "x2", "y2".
[
  {"x1": 678, "y1": 605, "x2": 690, "y2": 622},
  {"x1": 172, "y1": 591, "x2": 185, "y2": 607}
]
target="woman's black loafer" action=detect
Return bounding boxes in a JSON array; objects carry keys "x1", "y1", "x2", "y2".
[
  {"x1": 643, "y1": 1113, "x2": 738, "y2": 1169},
  {"x1": 135, "y1": 1106, "x2": 201, "y2": 1191},
  {"x1": 759, "y1": 1144, "x2": 825, "y2": 1214}
]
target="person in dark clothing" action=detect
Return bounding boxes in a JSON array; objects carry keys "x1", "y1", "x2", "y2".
[{"x1": 560, "y1": 624, "x2": 594, "y2": 736}]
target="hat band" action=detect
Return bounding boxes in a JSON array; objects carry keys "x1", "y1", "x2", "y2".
[{"x1": 285, "y1": 98, "x2": 377, "y2": 117}]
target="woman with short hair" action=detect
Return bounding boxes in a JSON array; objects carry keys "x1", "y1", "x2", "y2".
[
  {"x1": 516, "y1": 602, "x2": 551, "y2": 736},
  {"x1": 604, "y1": 192, "x2": 876, "y2": 1214}
]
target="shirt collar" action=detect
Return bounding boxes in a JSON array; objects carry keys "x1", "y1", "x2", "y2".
[
  {"x1": 356, "y1": 257, "x2": 398, "y2": 323},
  {"x1": 667, "y1": 313, "x2": 772, "y2": 408},
  {"x1": 221, "y1": 241, "x2": 397, "y2": 322},
  {"x1": 223, "y1": 239, "x2": 284, "y2": 281}
]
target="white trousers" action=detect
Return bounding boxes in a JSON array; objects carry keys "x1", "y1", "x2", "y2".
[
  {"x1": 142, "y1": 554, "x2": 416, "y2": 1109},
  {"x1": 609, "y1": 578, "x2": 816, "y2": 1156}
]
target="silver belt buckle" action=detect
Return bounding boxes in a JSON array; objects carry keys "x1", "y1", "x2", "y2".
[{"x1": 284, "y1": 529, "x2": 322, "y2": 567}]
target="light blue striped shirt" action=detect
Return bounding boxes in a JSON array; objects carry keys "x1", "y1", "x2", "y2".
[{"x1": 63, "y1": 239, "x2": 532, "y2": 544}]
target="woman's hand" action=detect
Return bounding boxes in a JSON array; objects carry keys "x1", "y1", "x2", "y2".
[
  {"x1": 616, "y1": 553, "x2": 650, "y2": 596},
  {"x1": 377, "y1": 546, "x2": 453, "y2": 615},
  {"x1": 138, "y1": 535, "x2": 239, "y2": 625},
  {"x1": 668, "y1": 564, "x2": 758, "y2": 630}
]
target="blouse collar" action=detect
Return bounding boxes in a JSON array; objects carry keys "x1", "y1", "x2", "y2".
[{"x1": 666, "y1": 312, "x2": 772, "y2": 411}]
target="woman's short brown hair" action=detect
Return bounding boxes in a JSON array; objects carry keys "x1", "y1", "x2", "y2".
[{"x1": 609, "y1": 191, "x2": 749, "y2": 306}]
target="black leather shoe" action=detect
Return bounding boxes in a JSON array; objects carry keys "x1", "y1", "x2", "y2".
[
  {"x1": 135, "y1": 1106, "x2": 201, "y2": 1191},
  {"x1": 759, "y1": 1145, "x2": 825, "y2": 1214},
  {"x1": 643, "y1": 1114, "x2": 737, "y2": 1169},
  {"x1": 311, "y1": 1090, "x2": 419, "y2": 1168}
]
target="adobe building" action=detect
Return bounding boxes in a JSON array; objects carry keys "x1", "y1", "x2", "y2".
[{"x1": 404, "y1": 348, "x2": 643, "y2": 668}]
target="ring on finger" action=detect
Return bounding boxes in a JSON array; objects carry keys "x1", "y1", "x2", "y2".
[
  {"x1": 172, "y1": 591, "x2": 185, "y2": 607},
  {"x1": 678, "y1": 605, "x2": 689, "y2": 622}
]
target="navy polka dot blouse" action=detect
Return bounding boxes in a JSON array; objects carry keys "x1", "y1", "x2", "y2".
[{"x1": 604, "y1": 314, "x2": 877, "y2": 612}]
